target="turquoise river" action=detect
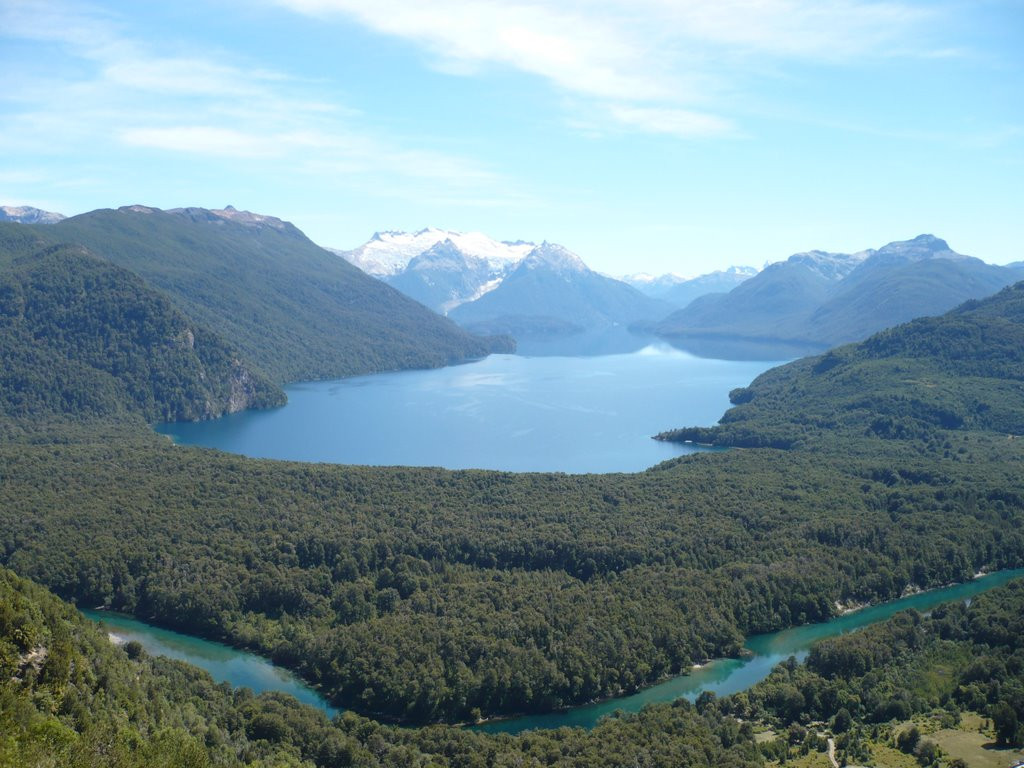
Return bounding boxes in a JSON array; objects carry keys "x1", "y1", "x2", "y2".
[{"x1": 84, "y1": 569, "x2": 1024, "y2": 734}]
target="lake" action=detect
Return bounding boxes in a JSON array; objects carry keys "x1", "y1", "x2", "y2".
[
  {"x1": 156, "y1": 344, "x2": 780, "y2": 473},
  {"x1": 82, "y1": 570, "x2": 1024, "y2": 732}
]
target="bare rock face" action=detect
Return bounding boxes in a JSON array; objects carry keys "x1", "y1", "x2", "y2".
[
  {"x1": 0, "y1": 205, "x2": 65, "y2": 224},
  {"x1": 227, "y1": 365, "x2": 263, "y2": 414}
]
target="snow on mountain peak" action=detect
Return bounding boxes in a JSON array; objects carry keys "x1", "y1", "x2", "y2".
[
  {"x1": 339, "y1": 229, "x2": 535, "y2": 276},
  {"x1": 782, "y1": 249, "x2": 870, "y2": 281},
  {"x1": 521, "y1": 242, "x2": 588, "y2": 274},
  {"x1": 0, "y1": 205, "x2": 65, "y2": 224},
  {"x1": 873, "y1": 234, "x2": 962, "y2": 261}
]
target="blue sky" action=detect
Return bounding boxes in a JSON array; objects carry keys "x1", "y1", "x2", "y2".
[{"x1": 1, "y1": 0, "x2": 1021, "y2": 275}]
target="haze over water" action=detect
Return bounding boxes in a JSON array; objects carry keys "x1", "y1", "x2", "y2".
[{"x1": 157, "y1": 345, "x2": 779, "y2": 473}]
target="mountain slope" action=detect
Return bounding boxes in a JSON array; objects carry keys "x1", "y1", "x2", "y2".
[
  {"x1": 386, "y1": 239, "x2": 498, "y2": 313},
  {"x1": 808, "y1": 253, "x2": 1016, "y2": 345},
  {"x1": 657, "y1": 235, "x2": 1020, "y2": 352},
  {"x1": 38, "y1": 207, "x2": 509, "y2": 383},
  {"x1": 337, "y1": 227, "x2": 533, "y2": 277},
  {"x1": 0, "y1": 225, "x2": 283, "y2": 426},
  {"x1": 658, "y1": 280, "x2": 1024, "y2": 449},
  {"x1": 449, "y1": 242, "x2": 673, "y2": 336},
  {"x1": 627, "y1": 267, "x2": 758, "y2": 309},
  {"x1": 0, "y1": 205, "x2": 65, "y2": 224}
]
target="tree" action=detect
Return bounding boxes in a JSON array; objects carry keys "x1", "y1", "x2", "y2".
[{"x1": 991, "y1": 701, "x2": 1020, "y2": 746}]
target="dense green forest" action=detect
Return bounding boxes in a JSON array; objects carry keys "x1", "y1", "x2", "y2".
[
  {"x1": 4, "y1": 559, "x2": 1024, "y2": 767},
  {"x1": 0, "y1": 563, "x2": 767, "y2": 767},
  {"x1": 656, "y1": 282, "x2": 1024, "y2": 449},
  {"x1": 1, "y1": 204, "x2": 1023, "y2": 758},
  {"x1": 30, "y1": 207, "x2": 512, "y2": 383},
  {"x1": 0, "y1": 225, "x2": 283, "y2": 430},
  {"x1": 729, "y1": 577, "x2": 1024, "y2": 765},
  {"x1": 1, "y1": 285, "x2": 1023, "y2": 724}
]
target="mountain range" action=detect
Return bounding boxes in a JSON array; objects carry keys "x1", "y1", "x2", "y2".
[
  {"x1": 0, "y1": 206, "x2": 512, "y2": 427},
  {"x1": 36, "y1": 206, "x2": 510, "y2": 385},
  {"x1": 0, "y1": 227, "x2": 282, "y2": 426},
  {"x1": 656, "y1": 235, "x2": 1024, "y2": 354},
  {"x1": 338, "y1": 229, "x2": 672, "y2": 337},
  {"x1": 623, "y1": 266, "x2": 758, "y2": 309},
  {"x1": 0, "y1": 205, "x2": 65, "y2": 225}
]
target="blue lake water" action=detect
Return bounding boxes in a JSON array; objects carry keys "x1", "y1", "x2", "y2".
[{"x1": 156, "y1": 345, "x2": 780, "y2": 473}]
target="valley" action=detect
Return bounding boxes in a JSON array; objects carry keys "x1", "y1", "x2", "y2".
[
  {"x1": 4, "y1": 4, "x2": 1020, "y2": 764},
  {"x1": 0, "y1": 210, "x2": 1022, "y2": 767}
]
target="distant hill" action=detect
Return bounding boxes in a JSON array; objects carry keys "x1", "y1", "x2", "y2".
[
  {"x1": 337, "y1": 228, "x2": 533, "y2": 314},
  {"x1": 0, "y1": 224, "x2": 283, "y2": 426},
  {"x1": 448, "y1": 242, "x2": 673, "y2": 337},
  {"x1": 625, "y1": 266, "x2": 758, "y2": 309},
  {"x1": 658, "y1": 280, "x2": 1024, "y2": 449},
  {"x1": 0, "y1": 205, "x2": 65, "y2": 224},
  {"x1": 33, "y1": 207, "x2": 510, "y2": 383},
  {"x1": 656, "y1": 235, "x2": 1021, "y2": 354},
  {"x1": 386, "y1": 239, "x2": 499, "y2": 314},
  {"x1": 339, "y1": 229, "x2": 672, "y2": 336},
  {"x1": 337, "y1": 227, "x2": 533, "y2": 278}
]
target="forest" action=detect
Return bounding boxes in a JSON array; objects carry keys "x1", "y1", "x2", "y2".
[
  {"x1": 729, "y1": 578, "x2": 1024, "y2": 765},
  {"x1": 4, "y1": 557, "x2": 1023, "y2": 767},
  {"x1": 0, "y1": 271, "x2": 1022, "y2": 723},
  {"x1": 1, "y1": 209, "x2": 1023, "y2": 763}
]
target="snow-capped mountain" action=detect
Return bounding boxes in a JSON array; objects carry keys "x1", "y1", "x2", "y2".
[
  {"x1": 334, "y1": 229, "x2": 539, "y2": 314},
  {"x1": 784, "y1": 249, "x2": 872, "y2": 281},
  {"x1": 626, "y1": 266, "x2": 759, "y2": 308},
  {"x1": 518, "y1": 242, "x2": 588, "y2": 275},
  {"x1": 335, "y1": 230, "x2": 672, "y2": 338},
  {"x1": 656, "y1": 234, "x2": 1022, "y2": 353},
  {"x1": 622, "y1": 272, "x2": 689, "y2": 293},
  {"x1": 449, "y1": 242, "x2": 673, "y2": 337},
  {"x1": 388, "y1": 239, "x2": 500, "y2": 315},
  {"x1": 337, "y1": 228, "x2": 534, "y2": 277},
  {"x1": 0, "y1": 205, "x2": 65, "y2": 224}
]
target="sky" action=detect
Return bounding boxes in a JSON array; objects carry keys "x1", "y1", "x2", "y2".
[{"x1": 1, "y1": 0, "x2": 1021, "y2": 277}]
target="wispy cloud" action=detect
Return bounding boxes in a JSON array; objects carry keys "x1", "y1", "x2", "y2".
[
  {"x1": 0, "y1": 0, "x2": 515, "y2": 202},
  {"x1": 271, "y1": 0, "x2": 942, "y2": 138}
]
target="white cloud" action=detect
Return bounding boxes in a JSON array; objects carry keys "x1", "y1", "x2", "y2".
[
  {"x1": 608, "y1": 106, "x2": 738, "y2": 139},
  {"x1": 270, "y1": 0, "x2": 940, "y2": 138},
  {"x1": 120, "y1": 126, "x2": 278, "y2": 158},
  {"x1": 0, "y1": 0, "x2": 515, "y2": 202}
]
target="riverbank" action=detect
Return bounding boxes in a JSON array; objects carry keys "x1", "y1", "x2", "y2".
[{"x1": 84, "y1": 569, "x2": 1024, "y2": 734}]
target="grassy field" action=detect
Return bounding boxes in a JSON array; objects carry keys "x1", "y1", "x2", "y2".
[
  {"x1": 777, "y1": 751, "x2": 832, "y2": 768},
  {"x1": 877, "y1": 714, "x2": 1024, "y2": 768},
  {"x1": 930, "y1": 728, "x2": 1024, "y2": 768}
]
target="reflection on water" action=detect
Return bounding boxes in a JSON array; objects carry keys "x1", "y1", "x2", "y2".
[
  {"x1": 662, "y1": 334, "x2": 827, "y2": 362},
  {"x1": 513, "y1": 327, "x2": 656, "y2": 357},
  {"x1": 157, "y1": 345, "x2": 780, "y2": 473}
]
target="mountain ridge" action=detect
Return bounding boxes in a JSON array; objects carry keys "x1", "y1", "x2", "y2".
[
  {"x1": 657, "y1": 234, "x2": 1022, "y2": 354},
  {"x1": 23, "y1": 206, "x2": 511, "y2": 384},
  {"x1": 0, "y1": 225, "x2": 283, "y2": 427},
  {"x1": 0, "y1": 205, "x2": 65, "y2": 225}
]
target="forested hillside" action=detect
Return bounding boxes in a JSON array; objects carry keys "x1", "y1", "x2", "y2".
[
  {"x1": 2, "y1": 285, "x2": 1023, "y2": 724},
  {"x1": 0, "y1": 224, "x2": 283, "y2": 432},
  {"x1": 731, "y1": 577, "x2": 1024, "y2": 765},
  {"x1": 657, "y1": 281, "x2": 1024, "y2": 449},
  {"x1": 1, "y1": 563, "x2": 766, "y2": 767},
  {"x1": 34, "y1": 206, "x2": 511, "y2": 383},
  {"x1": 657, "y1": 235, "x2": 1023, "y2": 354}
]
